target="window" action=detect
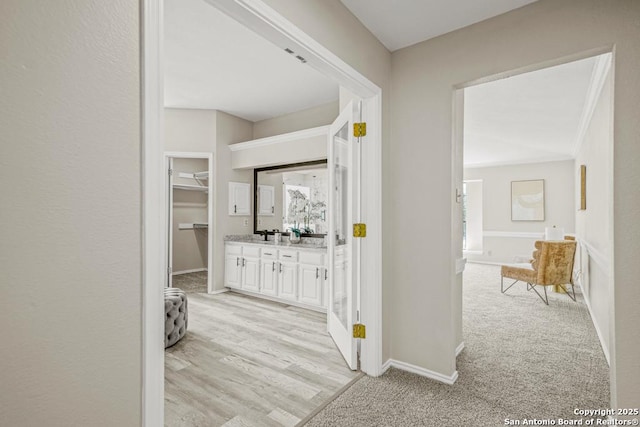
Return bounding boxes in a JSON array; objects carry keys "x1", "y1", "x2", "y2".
[{"x1": 463, "y1": 180, "x2": 483, "y2": 252}]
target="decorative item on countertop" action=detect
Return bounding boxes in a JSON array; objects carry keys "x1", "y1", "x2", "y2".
[
  {"x1": 288, "y1": 227, "x2": 301, "y2": 244},
  {"x1": 274, "y1": 229, "x2": 281, "y2": 244}
]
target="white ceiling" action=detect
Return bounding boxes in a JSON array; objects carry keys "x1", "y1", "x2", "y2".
[
  {"x1": 340, "y1": 0, "x2": 538, "y2": 51},
  {"x1": 463, "y1": 56, "x2": 601, "y2": 168},
  {"x1": 164, "y1": 0, "x2": 339, "y2": 122}
]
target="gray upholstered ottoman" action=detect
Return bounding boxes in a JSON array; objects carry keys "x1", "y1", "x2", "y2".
[{"x1": 164, "y1": 288, "x2": 188, "y2": 348}]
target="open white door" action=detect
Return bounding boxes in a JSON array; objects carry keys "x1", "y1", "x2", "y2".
[
  {"x1": 328, "y1": 101, "x2": 362, "y2": 370},
  {"x1": 167, "y1": 157, "x2": 174, "y2": 288}
]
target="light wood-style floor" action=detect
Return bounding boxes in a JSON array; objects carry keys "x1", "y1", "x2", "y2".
[{"x1": 165, "y1": 290, "x2": 359, "y2": 427}]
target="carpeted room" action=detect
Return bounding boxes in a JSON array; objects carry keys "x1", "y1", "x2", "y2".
[{"x1": 304, "y1": 263, "x2": 609, "y2": 426}]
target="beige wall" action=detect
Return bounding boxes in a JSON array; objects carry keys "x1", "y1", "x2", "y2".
[
  {"x1": 0, "y1": 0, "x2": 142, "y2": 425},
  {"x1": 575, "y1": 67, "x2": 613, "y2": 362},
  {"x1": 214, "y1": 111, "x2": 254, "y2": 290},
  {"x1": 464, "y1": 160, "x2": 575, "y2": 264},
  {"x1": 253, "y1": 100, "x2": 338, "y2": 139},
  {"x1": 391, "y1": 0, "x2": 640, "y2": 407},
  {"x1": 165, "y1": 108, "x2": 216, "y2": 152}
]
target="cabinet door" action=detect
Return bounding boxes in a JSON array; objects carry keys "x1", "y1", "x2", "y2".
[
  {"x1": 229, "y1": 182, "x2": 251, "y2": 215},
  {"x1": 225, "y1": 256, "x2": 242, "y2": 289},
  {"x1": 258, "y1": 185, "x2": 275, "y2": 216},
  {"x1": 278, "y1": 262, "x2": 297, "y2": 301},
  {"x1": 242, "y1": 257, "x2": 260, "y2": 292},
  {"x1": 299, "y1": 263, "x2": 323, "y2": 307},
  {"x1": 260, "y1": 261, "x2": 278, "y2": 296}
]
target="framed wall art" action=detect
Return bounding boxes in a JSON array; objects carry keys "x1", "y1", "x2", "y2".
[{"x1": 511, "y1": 179, "x2": 545, "y2": 221}]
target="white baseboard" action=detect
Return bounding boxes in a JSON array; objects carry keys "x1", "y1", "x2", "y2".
[
  {"x1": 456, "y1": 342, "x2": 465, "y2": 356},
  {"x1": 208, "y1": 288, "x2": 228, "y2": 295},
  {"x1": 172, "y1": 268, "x2": 207, "y2": 275},
  {"x1": 381, "y1": 359, "x2": 459, "y2": 385},
  {"x1": 465, "y1": 260, "x2": 504, "y2": 266}
]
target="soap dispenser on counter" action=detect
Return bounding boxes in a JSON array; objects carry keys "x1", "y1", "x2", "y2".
[{"x1": 273, "y1": 229, "x2": 281, "y2": 244}]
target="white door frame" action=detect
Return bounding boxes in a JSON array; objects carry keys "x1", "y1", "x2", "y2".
[
  {"x1": 142, "y1": 0, "x2": 383, "y2": 424},
  {"x1": 165, "y1": 152, "x2": 215, "y2": 293}
]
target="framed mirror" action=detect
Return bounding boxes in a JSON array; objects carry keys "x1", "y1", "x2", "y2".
[{"x1": 254, "y1": 160, "x2": 328, "y2": 237}]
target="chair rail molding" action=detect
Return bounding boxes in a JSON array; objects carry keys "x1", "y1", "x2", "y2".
[
  {"x1": 483, "y1": 230, "x2": 545, "y2": 239},
  {"x1": 578, "y1": 238, "x2": 610, "y2": 273}
]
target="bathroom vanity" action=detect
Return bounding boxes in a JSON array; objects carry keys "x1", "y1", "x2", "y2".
[{"x1": 224, "y1": 237, "x2": 328, "y2": 312}]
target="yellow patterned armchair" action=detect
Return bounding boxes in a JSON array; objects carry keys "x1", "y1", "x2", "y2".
[{"x1": 501, "y1": 240, "x2": 577, "y2": 305}]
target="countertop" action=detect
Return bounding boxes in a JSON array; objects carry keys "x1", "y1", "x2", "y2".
[{"x1": 224, "y1": 235, "x2": 326, "y2": 252}]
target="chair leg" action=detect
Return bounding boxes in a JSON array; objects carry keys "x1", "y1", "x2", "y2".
[
  {"x1": 530, "y1": 284, "x2": 549, "y2": 305},
  {"x1": 558, "y1": 284, "x2": 577, "y2": 302},
  {"x1": 501, "y1": 276, "x2": 519, "y2": 294}
]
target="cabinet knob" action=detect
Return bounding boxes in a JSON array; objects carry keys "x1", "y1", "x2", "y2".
[
  {"x1": 316, "y1": 268, "x2": 319, "y2": 279},
  {"x1": 279, "y1": 263, "x2": 282, "y2": 273},
  {"x1": 272, "y1": 262, "x2": 275, "y2": 272},
  {"x1": 242, "y1": 258, "x2": 246, "y2": 267},
  {"x1": 325, "y1": 269, "x2": 328, "y2": 280},
  {"x1": 236, "y1": 257, "x2": 239, "y2": 266}
]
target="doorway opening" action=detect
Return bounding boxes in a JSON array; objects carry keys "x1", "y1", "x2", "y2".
[
  {"x1": 165, "y1": 152, "x2": 214, "y2": 293},
  {"x1": 452, "y1": 51, "x2": 614, "y2": 415},
  {"x1": 143, "y1": 0, "x2": 383, "y2": 425}
]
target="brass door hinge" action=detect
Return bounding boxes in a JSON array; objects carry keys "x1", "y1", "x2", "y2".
[
  {"x1": 353, "y1": 223, "x2": 366, "y2": 238},
  {"x1": 353, "y1": 122, "x2": 367, "y2": 138},
  {"x1": 353, "y1": 323, "x2": 366, "y2": 339}
]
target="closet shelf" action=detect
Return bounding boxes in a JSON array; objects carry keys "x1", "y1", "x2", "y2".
[
  {"x1": 193, "y1": 171, "x2": 209, "y2": 180},
  {"x1": 178, "y1": 223, "x2": 209, "y2": 230},
  {"x1": 173, "y1": 183, "x2": 208, "y2": 192},
  {"x1": 177, "y1": 171, "x2": 209, "y2": 180}
]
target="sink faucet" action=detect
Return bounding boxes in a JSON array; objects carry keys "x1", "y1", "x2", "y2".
[{"x1": 260, "y1": 230, "x2": 269, "y2": 241}]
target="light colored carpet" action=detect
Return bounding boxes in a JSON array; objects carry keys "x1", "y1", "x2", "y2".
[
  {"x1": 304, "y1": 263, "x2": 610, "y2": 427},
  {"x1": 172, "y1": 271, "x2": 208, "y2": 294}
]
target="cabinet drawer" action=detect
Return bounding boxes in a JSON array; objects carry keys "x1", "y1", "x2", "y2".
[
  {"x1": 243, "y1": 245, "x2": 260, "y2": 258},
  {"x1": 299, "y1": 251, "x2": 324, "y2": 266},
  {"x1": 226, "y1": 244, "x2": 242, "y2": 256},
  {"x1": 279, "y1": 250, "x2": 298, "y2": 262},
  {"x1": 261, "y1": 248, "x2": 277, "y2": 260}
]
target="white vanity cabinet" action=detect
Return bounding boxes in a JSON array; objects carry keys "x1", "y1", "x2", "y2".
[
  {"x1": 228, "y1": 182, "x2": 251, "y2": 216},
  {"x1": 259, "y1": 248, "x2": 278, "y2": 296},
  {"x1": 241, "y1": 246, "x2": 260, "y2": 292},
  {"x1": 298, "y1": 252, "x2": 324, "y2": 307},
  {"x1": 224, "y1": 244, "x2": 243, "y2": 289},
  {"x1": 278, "y1": 250, "x2": 298, "y2": 301},
  {"x1": 224, "y1": 241, "x2": 327, "y2": 311}
]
